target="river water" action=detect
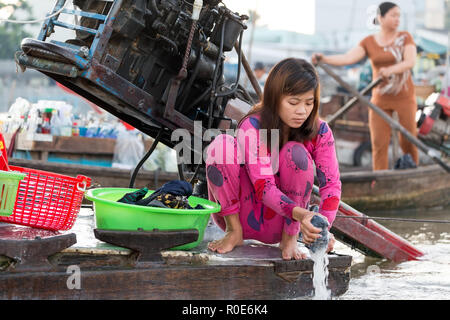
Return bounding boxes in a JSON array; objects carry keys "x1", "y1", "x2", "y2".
[{"x1": 336, "y1": 207, "x2": 450, "y2": 300}]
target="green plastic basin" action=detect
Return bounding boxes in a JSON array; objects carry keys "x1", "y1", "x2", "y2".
[
  {"x1": 0, "y1": 170, "x2": 26, "y2": 217},
  {"x1": 85, "y1": 188, "x2": 221, "y2": 250}
]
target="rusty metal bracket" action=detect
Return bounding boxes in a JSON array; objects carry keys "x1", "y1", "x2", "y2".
[
  {"x1": 93, "y1": 228, "x2": 199, "y2": 267},
  {"x1": 15, "y1": 51, "x2": 79, "y2": 78},
  {"x1": 21, "y1": 38, "x2": 91, "y2": 70},
  {"x1": 0, "y1": 225, "x2": 77, "y2": 272}
]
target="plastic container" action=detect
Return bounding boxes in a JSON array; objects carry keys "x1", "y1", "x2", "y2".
[
  {"x1": 0, "y1": 166, "x2": 91, "y2": 230},
  {"x1": 41, "y1": 117, "x2": 51, "y2": 134},
  {"x1": 0, "y1": 170, "x2": 26, "y2": 216},
  {"x1": 85, "y1": 188, "x2": 221, "y2": 250},
  {"x1": 60, "y1": 126, "x2": 72, "y2": 136},
  {"x1": 78, "y1": 127, "x2": 87, "y2": 137}
]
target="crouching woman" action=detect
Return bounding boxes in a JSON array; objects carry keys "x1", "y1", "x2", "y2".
[{"x1": 205, "y1": 58, "x2": 341, "y2": 260}]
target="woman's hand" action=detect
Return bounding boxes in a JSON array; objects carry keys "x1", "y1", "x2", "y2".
[
  {"x1": 311, "y1": 53, "x2": 324, "y2": 65},
  {"x1": 292, "y1": 207, "x2": 322, "y2": 245},
  {"x1": 379, "y1": 67, "x2": 394, "y2": 79}
]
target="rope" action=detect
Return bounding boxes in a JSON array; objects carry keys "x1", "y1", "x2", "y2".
[
  {"x1": 335, "y1": 215, "x2": 450, "y2": 224},
  {"x1": 180, "y1": 20, "x2": 197, "y2": 76},
  {"x1": 0, "y1": 1, "x2": 70, "y2": 24},
  {"x1": 79, "y1": 201, "x2": 450, "y2": 225}
]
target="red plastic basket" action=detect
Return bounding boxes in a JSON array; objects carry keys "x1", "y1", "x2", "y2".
[{"x1": 0, "y1": 165, "x2": 91, "y2": 231}]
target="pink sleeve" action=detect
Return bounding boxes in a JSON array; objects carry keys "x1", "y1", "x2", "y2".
[
  {"x1": 311, "y1": 121, "x2": 342, "y2": 227},
  {"x1": 237, "y1": 116, "x2": 296, "y2": 220}
]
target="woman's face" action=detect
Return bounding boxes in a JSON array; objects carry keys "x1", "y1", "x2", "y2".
[
  {"x1": 278, "y1": 89, "x2": 315, "y2": 129},
  {"x1": 379, "y1": 6, "x2": 401, "y2": 30}
]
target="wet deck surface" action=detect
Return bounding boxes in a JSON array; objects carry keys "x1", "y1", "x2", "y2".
[
  {"x1": 62, "y1": 209, "x2": 311, "y2": 263},
  {"x1": 1, "y1": 208, "x2": 343, "y2": 265}
]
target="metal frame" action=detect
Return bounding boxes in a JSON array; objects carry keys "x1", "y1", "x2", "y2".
[{"x1": 16, "y1": 0, "x2": 251, "y2": 181}]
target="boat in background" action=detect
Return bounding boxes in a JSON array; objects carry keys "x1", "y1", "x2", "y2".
[{"x1": 340, "y1": 164, "x2": 450, "y2": 212}]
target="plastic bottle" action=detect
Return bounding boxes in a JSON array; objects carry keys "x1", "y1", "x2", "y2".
[
  {"x1": 72, "y1": 122, "x2": 79, "y2": 136},
  {"x1": 78, "y1": 118, "x2": 87, "y2": 137},
  {"x1": 41, "y1": 118, "x2": 51, "y2": 134},
  {"x1": 27, "y1": 109, "x2": 39, "y2": 134}
]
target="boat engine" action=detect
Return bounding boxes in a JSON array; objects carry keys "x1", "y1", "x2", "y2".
[
  {"x1": 15, "y1": 0, "x2": 251, "y2": 192},
  {"x1": 416, "y1": 93, "x2": 450, "y2": 155}
]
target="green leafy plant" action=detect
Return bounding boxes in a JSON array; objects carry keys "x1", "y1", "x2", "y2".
[{"x1": 0, "y1": 0, "x2": 33, "y2": 59}]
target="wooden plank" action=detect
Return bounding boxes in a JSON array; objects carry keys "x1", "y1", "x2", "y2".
[
  {"x1": 391, "y1": 111, "x2": 400, "y2": 168},
  {"x1": 5, "y1": 133, "x2": 154, "y2": 155},
  {"x1": 1, "y1": 243, "x2": 352, "y2": 299},
  {"x1": 334, "y1": 119, "x2": 368, "y2": 128},
  {"x1": 0, "y1": 258, "x2": 350, "y2": 299},
  {"x1": 0, "y1": 214, "x2": 352, "y2": 299},
  {"x1": 0, "y1": 230, "x2": 351, "y2": 299}
]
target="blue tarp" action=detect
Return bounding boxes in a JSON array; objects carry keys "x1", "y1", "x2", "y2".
[{"x1": 416, "y1": 36, "x2": 447, "y2": 55}]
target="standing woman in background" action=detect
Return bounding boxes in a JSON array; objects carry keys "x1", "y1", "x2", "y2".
[{"x1": 312, "y1": 2, "x2": 419, "y2": 171}]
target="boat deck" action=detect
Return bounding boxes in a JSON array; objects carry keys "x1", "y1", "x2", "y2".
[{"x1": 0, "y1": 209, "x2": 352, "y2": 300}]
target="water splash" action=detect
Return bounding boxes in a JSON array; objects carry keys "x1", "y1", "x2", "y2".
[
  {"x1": 304, "y1": 212, "x2": 331, "y2": 300},
  {"x1": 310, "y1": 233, "x2": 331, "y2": 300}
]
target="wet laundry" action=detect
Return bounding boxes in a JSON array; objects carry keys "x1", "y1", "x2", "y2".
[
  {"x1": 299, "y1": 205, "x2": 330, "y2": 253},
  {"x1": 306, "y1": 215, "x2": 330, "y2": 253},
  {"x1": 117, "y1": 180, "x2": 204, "y2": 209},
  {"x1": 144, "y1": 193, "x2": 202, "y2": 209},
  {"x1": 117, "y1": 187, "x2": 149, "y2": 204}
]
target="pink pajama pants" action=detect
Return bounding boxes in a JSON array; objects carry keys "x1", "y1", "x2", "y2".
[{"x1": 205, "y1": 134, "x2": 314, "y2": 244}]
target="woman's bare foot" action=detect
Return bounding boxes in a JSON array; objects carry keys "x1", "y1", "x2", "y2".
[
  {"x1": 279, "y1": 231, "x2": 307, "y2": 260},
  {"x1": 208, "y1": 229, "x2": 243, "y2": 254},
  {"x1": 208, "y1": 213, "x2": 243, "y2": 254}
]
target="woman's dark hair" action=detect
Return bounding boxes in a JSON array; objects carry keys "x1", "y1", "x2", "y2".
[
  {"x1": 239, "y1": 58, "x2": 320, "y2": 146},
  {"x1": 373, "y1": 2, "x2": 398, "y2": 25}
]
